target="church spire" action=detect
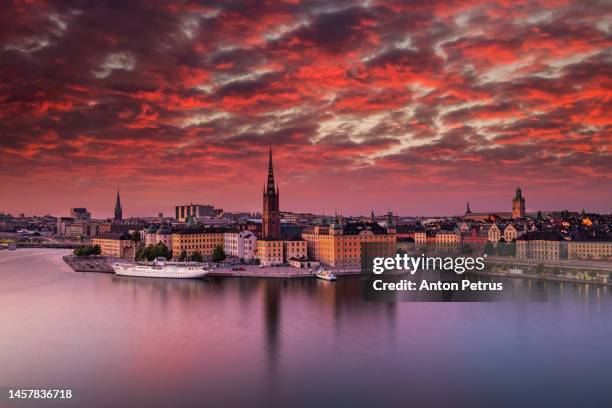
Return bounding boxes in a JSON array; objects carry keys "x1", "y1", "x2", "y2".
[
  {"x1": 266, "y1": 147, "x2": 275, "y2": 194},
  {"x1": 114, "y1": 188, "x2": 123, "y2": 221}
]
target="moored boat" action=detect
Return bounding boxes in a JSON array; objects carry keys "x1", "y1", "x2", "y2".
[
  {"x1": 315, "y1": 269, "x2": 337, "y2": 281},
  {"x1": 112, "y1": 257, "x2": 211, "y2": 279}
]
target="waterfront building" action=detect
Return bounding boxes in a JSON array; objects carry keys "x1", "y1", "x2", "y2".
[
  {"x1": 171, "y1": 228, "x2": 226, "y2": 260},
  {"x1": 516, "y1": 232, "x2": 566, "y2": 260},
  {"x1": 283, "y1": 239, "x2": 307, "y2": 262},
  {"x1": 114, "y1": 189, "x2": 123, "y2": 222},
  {"x1": 512, "y1": 187, "x2": 526, "y2": 219},
  {"x1": 92, "y1": 233, "x2": 135, "y2": 258},
  {"x1": 70, "y1": 208, "x2": 91, "y2": 221},
  {"x1": 302, "y1": 222, "x2": 396, "y2": 269},
  {"x1": 224, "y1": 230, "x2": 257, "y2": 261},
  {"x1": 257, "y1": 239, "x2": 284, "y2": 266},
  {"x1": 175, "y1": 204, "x2": 216, "y2": 223},
  {"x1": 567, "y1": 240, "x2": 612, "y2": 260}
]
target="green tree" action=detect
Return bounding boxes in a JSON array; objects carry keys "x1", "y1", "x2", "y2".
[
  {"x1": 131, "y1": 231, "x2": 142, "y2": 242},
  {"x1": 74, "y1": 245, "x2": 101, "y2": 256},
  {"x1": 211, "y1": 245, "x2": 226, "y2": 263},
  {"x1": 178, "y1": 250, "x2": 188, "y2": 262},
  {"x1": 535, "y1": 263, "x2": 545, "y2": 275},
  {"x1": 506, "y1": 241, "x2": 516, "y2": 257},
  {"x1": 136, "y1": 242, "x2": 172, "y2": 261},
  {"x1": 484, "y1": 241, "x2": 495, "y2": 255},
  {"x1": 460, "y1": 244, "x2": 473, "y2": 255},
  {"x1": 191, "y1": 250, "x2": 204, "y2": 262}
]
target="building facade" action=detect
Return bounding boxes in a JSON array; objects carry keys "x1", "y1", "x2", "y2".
[
  {"x1": 175, "y1": 204, "x2": 216, "y2": 222},
  {"x1": 257, "y1": 239, "x2": 284, "y2": 266},
  {"x1": 224, "y1": 230, "x2": 257, "y2": 261},
  {"x1": 171, "y1": 228, "x2": 225, "y2": 260},
  {"x1": 302, "y1": 222, "x2": 396, "y2": 269},
  {"x1": 516, "y1": 232, "x2": 566, "y2": 260},
  {"x1": 92, "y1": 233, "x2": 135, "y2": 258},
  {"x1": 283, "y1": 239, "x2": 307, "y2": 262},
  {"x1": 567, "y1": 240, "x2": 612, "y2": 260}
]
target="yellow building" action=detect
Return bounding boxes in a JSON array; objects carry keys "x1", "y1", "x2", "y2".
[
  {"x1": 516, "y1": 232, "x2": 567, "y2": 261},
  {"x1": 92, "y1": 233, "x2": 135, "y2": 258},
  {"x1": 171, "y1": 228, "x2": 226, "y2": 260},
  {"x1": 283, "y1": 240, "x2": 307, "y2": 262},
  {"x1": 302, "y1": 222, "x2": 396, "y2": 269},
  {"x1": 435, "y1": 230, "x2": 460, "y2": 252},
  {"x1": 568, "y1": 241, "x2": 612, "y2": 260},
  {"x1": 257, "y1": 239, "x2": 284, "y2": 266}
]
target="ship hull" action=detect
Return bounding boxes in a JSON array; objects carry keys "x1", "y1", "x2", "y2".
[{"x1": 112, "y1": 264, "x2": 210, "y2": 279}]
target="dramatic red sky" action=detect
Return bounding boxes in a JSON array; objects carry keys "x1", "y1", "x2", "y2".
[{"x1": 1, "y1": 0, "x2": 610, "y2": 218}]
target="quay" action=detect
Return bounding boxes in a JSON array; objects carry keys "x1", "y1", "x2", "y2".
[{"x1": 62, "y1": 255, "x2": 360, "y2": 278}]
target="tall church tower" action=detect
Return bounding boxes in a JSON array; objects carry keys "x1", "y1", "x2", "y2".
[
  {"x1": 512, "y1": 187, "x2": 525, "y2": 219},
  {"x1": 262, "y1": 148, "x2": 281, "y2": 239},
  {"x1": 114, "y1": 188, "x2": 123, "y2": 222}
]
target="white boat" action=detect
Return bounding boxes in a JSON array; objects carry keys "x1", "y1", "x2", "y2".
[
  {"x1": 112, "y1": 257, "x2": 211, "y2": 279},
  {"x1": 315, "y1": 269, "x2": 337, "y2": 281}
]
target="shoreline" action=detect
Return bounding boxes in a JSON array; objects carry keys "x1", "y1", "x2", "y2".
[{"x1": 62, "y1": 254, "x2": 360, "y2": 279}]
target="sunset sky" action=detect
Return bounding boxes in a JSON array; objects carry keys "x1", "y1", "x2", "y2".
[{"x1": 1, "y1": 0, "x2": 610, "y2": 218}]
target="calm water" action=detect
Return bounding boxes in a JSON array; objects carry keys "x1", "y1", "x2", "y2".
[{"x1": 1, "y1": 249, "x2": 611, "y2": 408}]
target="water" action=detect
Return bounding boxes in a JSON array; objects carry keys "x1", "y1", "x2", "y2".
[{"x1": 1, "y1": 249, "x2": 611, "y2": 408}]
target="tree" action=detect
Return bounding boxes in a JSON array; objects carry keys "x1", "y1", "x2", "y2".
[
  {"x1": 131, "y1": 231, "x2": 142, "y2": 243},
  {"x1": 460, "y1": 244, "x2": 473, "y2": 255},
  {"x1": 506, "y1": 241, "x2": 516, "y2": 257},
  {"x1": 178, "y1": 250, "x2": 188, "y2": 262},
  {"x1": 211, "y1": 245, "x2": 226, "y2": 262},
  {"x1": 484, "y1": 241, "x2": 495, "y2": 255},
  {"x1": 136, "y1": 242, "x2": 172, "y2": 261},
  {"x1": 191, "y1": 250, "x2": 204, "y2": 262},
  {"x1": 74, "y1": 245, "x2": 101, "y2": 256},
  {"x1": 535, "y1": 263, "x2": 545, "y2": 275}
]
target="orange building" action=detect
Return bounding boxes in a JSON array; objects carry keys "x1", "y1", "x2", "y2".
[{"x1": 302, "y1": 222, "x2": 396, "y2": 269}]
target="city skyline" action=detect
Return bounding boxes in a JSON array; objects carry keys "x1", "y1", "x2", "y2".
[{"x1": 1, "y1": 1, "x2": 610, "y2": 216}]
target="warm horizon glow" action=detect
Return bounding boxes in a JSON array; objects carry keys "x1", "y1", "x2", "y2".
[{"x1": 1, "y1": 0, "x2": 610, "y2": 217}]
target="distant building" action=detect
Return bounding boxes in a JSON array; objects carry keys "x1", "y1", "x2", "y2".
[
  {"x1": 70, "y1": 208, "x2": 91, "y2": 221},
  {"x1": 567, "y1": 239, "x2": 612, "y2": 261},
  {"x1": 175, "y1": 204, "x2": 216, "y2": 222},
  {"x1": 224, "y1": 230, "x2": 257, "y2": 261},
  {"x1": 516, "y1": 232, "x2": 566, "y2": 260},
  {"x1": 512, "y1": 187, "x2": 526, "y2": 219},
  {"x1": 93, "y1": 233, "x2": 135, "y2": 258},
  {"x1": 56, "y1": 217, "x2": 74, "y2": 236}
]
